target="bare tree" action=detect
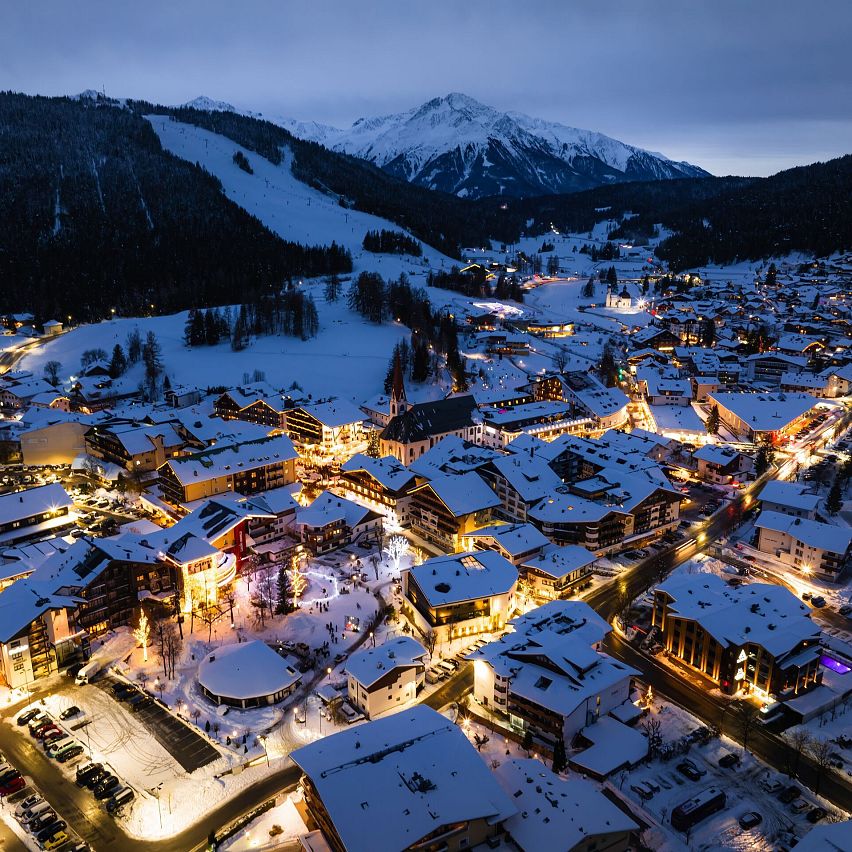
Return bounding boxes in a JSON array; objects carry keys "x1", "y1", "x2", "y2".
[
  {"x1": 552, "y1": 349, "x2": 568, "y2": 374},
  {"x1": 155, "y1": 619, "x2": 181, "y2": 679},
  {"x1": 784, "y1": 729, "x2": 812, "y2": 778},
  {"x1": 250, "y1": 563, "x2": 276, "y2": 627},
  {"x1": 736, "y1": 702, "x2": 760, "y2": 754},
  {"x1": 809, "y1": 737, "x2": 834, "y2": 796},
  {"x1": 642, "y1": 717, "x2": 664, "y2": 759}
]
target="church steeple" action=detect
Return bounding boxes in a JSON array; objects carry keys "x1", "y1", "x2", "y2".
[{"x1": 390, "y1": 351, "x2": 408, "y2": 418}]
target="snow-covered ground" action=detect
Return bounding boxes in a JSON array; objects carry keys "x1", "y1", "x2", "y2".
[
  {"x1": 17, "y1": 285, "x2": 411, "y2": 404},
  {"x1": 147, "y1": 115, "x2": 455, "y2": 276}
]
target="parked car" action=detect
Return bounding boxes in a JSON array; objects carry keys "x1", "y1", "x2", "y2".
[
  {"x1": 807, "y1": 806, "x2": 828, "y2": 824},
  {"x1": 106, "y1": 786, "x2": 135, "y2": 814},
  {"x1": 14, "y1": 794, "x2": 42, "y2": 819},
  {"x1": 94, "y1": 776, "x2": 120, "y2": 799},
  {"x1": 76, "y1": 763, "x2": 101, "y2": 786},
  {"x1": 739, "y1": 811, "x2": 763, "y2": 829},
  {"x1": 28, "y1": 810, "x2": 58, "y2": 833},
  {"x1": 839, "y1": 604, "x2": 852, "y2": 617},
  {"x1": 36, "y1": 820, "x2": 66, "y2": 844},
  {"x1": 719, "y1": 752, "x2": 741, "y2": 769},
  {"x1": 42, "y1": 832, "x2": 69, "y2": 851},
  {"x1": 16, "y1": 708, "x2": 42, "y2": 725},
  {"x1": 0, "y1": 774, "x2": 25, "y2": 796},
  {"x1": 84, "y1": 769, "x2": 109, "y2": 790},
  {"x1": 760, "y1": 778, "x2": 783, "y2": 794},
  {"x1": 790, "y1": 798, "x2": 811, "y2": 814},
  {"x1": 130, "y1": 696, "x2": 154, "y2": 713},
  {"x1": 779, "y1": 785, "x2": 801, "y2": 804},
  {"x1": 18, "y1": 801, "x2": 52, "y2": 825},
  {"x1": 811, "y1": 596, "x2": 827, "y2": 608},
  {"x1": 676, "y1": 761, "x2": 704, "y2": 781},
  {"x1": 59, "y1": 706, "x2": 82, "y2": 721}
]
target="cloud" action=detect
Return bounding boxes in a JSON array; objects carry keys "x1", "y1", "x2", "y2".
[{"x1": 2, "y1": 0, "x2": 850, "y2": 176}]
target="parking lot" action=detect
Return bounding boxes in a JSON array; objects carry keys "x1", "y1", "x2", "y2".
[
  {"x1": 95, "y1": 677, "x2": 220, "y2": 774},
  {"x1": 620, "y1": 713, "x2": 841, "y2": 849}
]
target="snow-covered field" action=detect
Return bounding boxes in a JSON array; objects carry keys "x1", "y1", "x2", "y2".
[{"x1": 18, "y1": 285, "x2": 411, "y2": 403}]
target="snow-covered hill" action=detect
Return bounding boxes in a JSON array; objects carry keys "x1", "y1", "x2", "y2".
[
  {"x1": 147, "y1": 114, "x2": 454, "y2": 274},
  {"x1": 270, "y1": 92, "x2": 709, "y2": 198}
]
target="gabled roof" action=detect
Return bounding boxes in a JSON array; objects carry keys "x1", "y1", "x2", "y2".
[
  {"x1": 461, "y1": 522, "x2": 550, "y2": 558},
  {"x1": 290, "y1": 706, "x2": 516, "y2": 852},
  {"x1": 345, "y1": 636, "x2": 428, "y2": 689},
  {"x1": 0, "y1": 483, "x2": 73, "y2": 526},
  {"x1": 411, "y1": 472, "x2": 501, "y2": 517},
  {"x1": 341, "y1": 453, "x2": 416, "y2": 492},
  {"x1": 381, "y1": 395, "x2": 479, "y2": 444},
  {"x1": 756, "y1": 511, "x2": 852, "y2": 555}
]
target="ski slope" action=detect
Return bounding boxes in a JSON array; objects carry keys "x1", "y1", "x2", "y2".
[{"x1": 147, "y1": 115, "x2": 454, "y2": 277}]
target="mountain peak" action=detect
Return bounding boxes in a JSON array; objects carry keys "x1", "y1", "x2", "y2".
[
  {"x1": 278, "y1": 94, "x2": 710, "y2": 198},
  {"x1": 182, "y1": 95, "x2": 238, "y2": 113}
]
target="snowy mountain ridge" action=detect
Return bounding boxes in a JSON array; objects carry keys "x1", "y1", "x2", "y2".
[{"x1": 180, "y1": 92, "x2": 708, "y2": 198}]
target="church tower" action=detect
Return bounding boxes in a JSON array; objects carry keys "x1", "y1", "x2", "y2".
[{"x1": 389, "y1": 351, "x2": 408, "y2": 418}]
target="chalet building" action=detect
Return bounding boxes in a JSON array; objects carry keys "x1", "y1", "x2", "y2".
[
  {"x1": 18, "y1": 410, "x2": 91, "y2": 467},
  {"x1": 477, "y1": 452, "x2": 562, "y2": 523},
  {"x1": 559, "y1": 372, "x2": 630, "y2": 431},
  {"x1": 296, "y1": 491, "x2": 383, "y2": 555},
  {"x1": 706, "y1": 391, "x2": 819, "y2": 442},
  {"x1": 692, "y1": 444, "x2": 753, "y2": 484},
  {"x1": 745, "y1": 352, "x2": 808, "y2": 386},
  {"x1": 527, "y1": 473, "x2": 681, "y2": 556},
  {"x1": 757, "y1": 480, "x2": 820, "y2": 520},
  {"x1": 338, "y1": 453, "x2": 417, "y2": 524},
  {"x1": 283, "y1": 400, "x2": 366, "y2": 460},
  {"x1": 85, "y1": 421, "x2": 187, "y2": 473},
  {"x1": 494, "y1": 759, "x2": 638, "y2": 852},
  {"x1": 468, "y1": 601, "x2": 637, "y2": 745},
  {"x1": 406, "y1": 472, "x2": 500, "y2": 551},
  {"x1": 630, "y1": 325, "x2": 681, "y2": 352},
  {"x1": 480, "y1": 400, "x2": 591, "y2": 447},
  {"x1": 157, "y1": 433, "x2": 298, "y2": 507},
  {"x1": 461, "y1": 522, "x2": 550, "y2": 566},
  {"x1": 402, "y1": 550, "x2": 518, "y2": 644},
  {"x1": 518, "y1": 544, "x2": 597, "y2": 601},
  {"x1": 212, "y1": 383, "x2": 288, "y2": 429},
  {"x1": 245, "y1": 486, "x2": 301, "y2": 563},
  {"x1": 345, "y1": 636, "x2": 428, "y2": 719},
  {"x1": 0, "y1": 484, "x2": 76, "y2": 547},
  {"x1": 653, "y1": 574, "x2": 822, "y2": 698},
  {"x1": 290, "y1": 707, "x2": 516, "y2": 852},
  {"x1": 755, "y1": 512, "x2": 852, "y2": 581}
]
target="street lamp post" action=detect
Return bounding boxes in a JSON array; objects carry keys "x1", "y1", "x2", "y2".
[
  {"x1": 259, "y1": 735, "x2": 269, "y2": 767},
  {"x1": 151, "y1": 783, "x2": 163, "y2": 830}
]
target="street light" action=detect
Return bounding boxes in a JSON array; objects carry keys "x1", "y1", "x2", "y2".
[
  {"x1": 259, "y1": 735, "x2": 270, "y2": 767},
  {"x1": 151, "y1": 783, "x2": 163, "y2": 830}
]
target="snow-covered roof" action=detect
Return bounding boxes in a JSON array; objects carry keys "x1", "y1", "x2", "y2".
[
  {"x1": 0, "y1": 577, "x2": 82, "y2": 643},
  {"x1": 160, "y1": 433, "x2": 298, "y2": 485},
  {"x1": 486, "y1": 454, "x2": 562, "y2": 502},
  {"x1": 345, "y1": 636, "x2": 428, "y2": 688},
  {"x1": 407, "y1": 435, "x2": 501, "y2": 479},
  {"x1": 757, "y1": 480, "x2": 821, "y2": 513},
  {"x1": 657, "y1": 574, "x2": 819, "y2": 658},
  {"x1": 693, "y1": 443, "x2": 743, "y2": 466},
  {"x1": 755, "y1": 511, "x2": 852, "y2": 555},
  {"x1": 0, "y1": 483, "x2": 73, "y2": 526},
  {"x1": 341, "y1": 453, "x2": 416, "y2": 492},
  {"x1": 197, "y1": 640, "x2": 301, "y2": 701},
  {"x1": 792, "y1": 821, "x2": 852, "y2": 852},
  {"x1": 707, "y1": 391, "x2": 818, "y2": 432},
  {"x1": 289, "y1": 706, "x2": 517, "y2": 852},
  {"x1": 519, "y1": 544, "x2": 596, "y2": 582},
  {"x1": 570, "y1": 716, "x2": 648, "y2": 776},
  {"x1": 297, "y1": 490, "x2": 377, "y2": 530},
  {"x1": 413, "y1": 472, "x2": 501, "y2": 517},
  {"x1": 409, "y1": 550, "x2": 517, "y2": 606},
  {"x1": 298, "y1": 399, "x2": 365, "y2": 428},
  {"x1": 460, "y1": 522, "x2": 550, "y2": 558},
  {"x1": 494, "y1": 759, "x2": 637, "y2": 849}
]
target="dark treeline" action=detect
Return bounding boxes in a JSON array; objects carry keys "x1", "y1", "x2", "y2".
[
  {"x1": 346, "y1": 272, "x2": 467, "y2": 390},
  {"x1": 0, "y1": 93, "x2": 351, "y2": 321},
  {"x1": 480, "y1": 155, "x2": 852, "y2": 270},
  {"x1": 362, "y1": 229, "x2": 422, "y2": 256},
  {"x1": 428, "y1": 266, "x2": 524, "y2": 301}
]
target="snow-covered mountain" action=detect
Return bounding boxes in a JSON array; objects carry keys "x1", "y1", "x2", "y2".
[{"x1": 271, "y1": 93, "x2": 710, "y2": 198}]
